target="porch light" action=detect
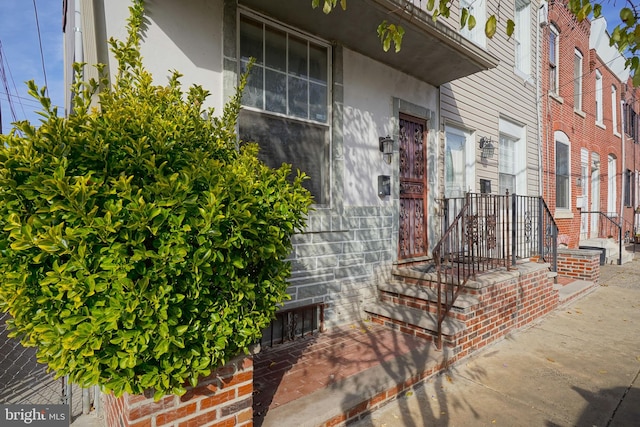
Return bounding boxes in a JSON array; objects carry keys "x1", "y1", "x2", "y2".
[
  {"x1": 379, "y1": 136, "x2": 394, "y2": 164},
  {"x1": 479, "y1": 136, "x2": 495, "y2": 159},
  {"x1": 576, "y1": 177, "x2": 583, "y2": 188}
]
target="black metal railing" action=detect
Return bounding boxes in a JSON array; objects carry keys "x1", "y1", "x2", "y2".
[
  {"x1": 434, "y1": 192, "x2": 558, "y2": 348},
  {"x1": 512, "y1": 195, "x2": 558, "y2": 271},
  {"x1": 579, "y1": 211, "x2": 633, "y2": 264}
]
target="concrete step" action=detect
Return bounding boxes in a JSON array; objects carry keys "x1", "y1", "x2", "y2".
[
  {"x1": 553, "y1": 279, "x2": 599, "y2": 304},
  {"x1": 378, "y1": 281, "x2": 480, "y2": 311},
  {"x1": 579, "y1": 237, "x2": 635, "y2": 265},
  {"x1": 364, "y1": 301, "x2": 467, "y2": 337}
]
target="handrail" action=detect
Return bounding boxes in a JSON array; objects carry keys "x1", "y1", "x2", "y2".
[
  {"x1": 539, "y1": 198, "x2": 559, "y2": 271},
  {"x1": 433, "y1": 193, "x2": 558, "y2": 348},
  {"x1": 433, "y1": 192, "x2": 513, "y2": 348},
  {"x1": 580, "y1": 211, "x2": 623, "y2": 265},
  {"x1": 511, "y1": 195, "x2": 558, "y2": 272},
  {"x1": 433, "y1": 196, "x2": 470, "y2": 350}
]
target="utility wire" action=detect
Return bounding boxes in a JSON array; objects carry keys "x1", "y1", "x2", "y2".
[
  {"x1": 0, "y1": 91, "x2": 60, "y2": 109},
  {"x1": 32, "y1": 0, "x2": 49, "y2": 97},
  {"x1": 0, "y1": 42, "x2": 19, "y2": 125},
  {"x1": 3, "y1": 47, "x2": 27, "y2": 121}
]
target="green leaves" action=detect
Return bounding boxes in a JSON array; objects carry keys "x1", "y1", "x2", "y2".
[
  {"x1": 377, "y1": 21, "x2": 405, "y2": 53},
  {"x1": 0, "y1": 0, "x2": 311, "y2": 401},
  {"x1": 506, "y1": 19, "x2": 515, "y2": 39},
  {"x1": 485, "y1": 15, "x2": 497, "y2": 39}
]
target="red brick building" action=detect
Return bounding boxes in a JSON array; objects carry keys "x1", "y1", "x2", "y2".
[{"x1": 541, "y1": 0, "x2": 640, "y2": 250}]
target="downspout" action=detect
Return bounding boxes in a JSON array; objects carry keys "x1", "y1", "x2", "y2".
[
  {"x1": 536, "y1": 3, "x2": 545, "y2": 194},
  {"x1": 620, "y1": 101, "x2": 626, "y2": 220},
  {"x1": 620, "y1": 100, "x2": 626, "y2": 264},
  {"x1": 74, "y1": 0, "x2": 83, "y2": 77}
]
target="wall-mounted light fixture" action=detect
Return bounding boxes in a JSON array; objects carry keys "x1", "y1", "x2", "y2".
[
  {"x1": 379, "y1": 136, "x2": 394, "y2": 164},
  {"x1": 576, "y1": 177, "x2": 583, "y2": 188},
  {"x1": 479, "y1": 136, "x2": 495, "y2": 159}
]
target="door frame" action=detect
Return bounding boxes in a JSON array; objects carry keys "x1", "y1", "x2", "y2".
[{"x1": 398, "y1": 113, "x2": 429, "y2": 260}]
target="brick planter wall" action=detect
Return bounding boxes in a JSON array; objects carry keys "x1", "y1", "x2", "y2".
[
  {"x1": 557, "y1": 248, "x2": 600, "y2": 283},
  {"x1": 102, "y1": 354, "x2": 253, "y2": 427},
  {"x1": 455, "y1": 262, "x2": 558, "y2": 359}
]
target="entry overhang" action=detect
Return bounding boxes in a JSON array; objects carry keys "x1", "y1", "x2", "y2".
[{"x1": 239, "y1": 0, "x2": 499, "y2": 86}]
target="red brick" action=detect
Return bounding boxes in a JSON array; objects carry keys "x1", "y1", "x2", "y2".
[
  {"x1": 236, "y1": 408, "x2": 253, "y2": 424},
  {"x1": 129, "y1": 396, "x2": 175, "y2": 420},
  {"x1": 130, "y1": 418, "x2": 152, "y2": 427},
  {"x1": 178, "y1": 408, "x2": 218, "y2": 427},
  {"x1": 199, "y1": 389, "x2": 236, "y2": 411},
  {"x1": 156, "y1": 402, "x2": 198, "y2": 426},
  {"x1": 323, "y1": 414, "x2": 347, "y2": 427},
  {"x1": 347, "y1": 400, "x2": 370, "y2": 418},
  {"x1": 209, "y1": 418, "x2": 236, "y2": 427}
]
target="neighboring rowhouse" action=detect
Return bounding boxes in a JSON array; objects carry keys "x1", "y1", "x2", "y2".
[
  {"x1": 441, "y1": 0, "x2": 542, "y2": 200},
  {"x1": 540, "y1": 0, "x2": 639, "y2": 261},
  {"x1": 63, "y1": 0, "x2": 498, "y2": 333}
]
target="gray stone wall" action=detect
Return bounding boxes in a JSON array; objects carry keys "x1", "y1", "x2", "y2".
[{"x1": 285, "y1": 206, "x2": 394, "y2": 326}]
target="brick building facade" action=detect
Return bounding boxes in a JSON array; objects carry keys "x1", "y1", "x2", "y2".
[{"x1": 541, "y1": 0, "x2": 640, "y2": 248}]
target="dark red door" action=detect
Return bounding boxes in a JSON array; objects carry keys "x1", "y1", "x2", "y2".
[{"x1": 398, "y1": 114, "x2": 428, "y2": 260}]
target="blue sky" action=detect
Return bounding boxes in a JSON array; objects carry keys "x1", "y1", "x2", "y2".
[
  {"x1": 0, "y1": 1, "x2": 627, "y2": 134},
  {"x1": 0, "y1": 0, "x2": 64, "y2": 134}
]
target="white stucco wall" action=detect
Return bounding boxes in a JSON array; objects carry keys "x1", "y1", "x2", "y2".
[
  {"x1": 101, "y1": 0, "x2": 225, "y2": 112},
  {"x1": 342, "y1": 48, "x2": 439, "y2": 207}
]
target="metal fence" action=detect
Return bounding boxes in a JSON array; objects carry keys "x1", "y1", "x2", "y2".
[
  {"x1": 0, "y1": 311, "x2": 91, "y2": 422},
  {"x1": 441, "y1": 193, "x2": 558, "y2": 271}
]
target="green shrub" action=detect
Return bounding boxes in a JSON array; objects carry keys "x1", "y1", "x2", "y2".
[{"x1": 0, "y1": 0, "x2": 311, "y2": 399}]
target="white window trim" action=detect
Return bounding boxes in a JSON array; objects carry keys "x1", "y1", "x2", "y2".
[
  {"x1": 444, "y1": 124, "x2": 476, "y2": 197},
  {"x1": 574, "y1": 49, "x2": 583, "y2": 113},
  {"x1": 555, "y1": 131, "x2": 571, "y2": 211},
  {"x1": 612, "y1": 85, "x2": 619, "y2": 135},
  {"x1": 595, "y1": 69, "x2": 604, "y2": 126},
  {"x1": 549, "y1": 25, "x2": 559, "y2": 95},
  {"x1": 460, "y1": 0, "x2": 487, "y2": 47},
  {"x1": 514, "y1": 0, "x2": 531, "y2": 76},
  {"x1": 607, "y1": 154, "x2": 617, "y2": 214},
  {"x1": 499, "y1": 117, "x2": 527, "y2": 196}
]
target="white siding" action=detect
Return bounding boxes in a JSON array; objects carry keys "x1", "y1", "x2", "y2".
[{"x1": 440, "y1": 0, "x2": 541, "y2": 196}]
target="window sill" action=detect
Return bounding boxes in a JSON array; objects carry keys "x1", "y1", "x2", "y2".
[
  {"x1": 514, "y1": 68, "x2": 533, "y2": 86},
  {"x1": 574, "y1": 110, "x2": 586, "y2": 118},
  {"x1": 596, "y1": 122, "x2": 606, "y2": 130},
  {"x1": 555, "y1": 210, "x2": 574, "y2": 219},
  {"x1": 549, "y1": 92, "x2": 563, "y2": 104},
  {"x1": 614, "y1": 131, "x2": 621, "y2": 138}
]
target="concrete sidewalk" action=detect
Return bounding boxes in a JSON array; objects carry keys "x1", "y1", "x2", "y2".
[{"x1": 352, "y1": 261, "x2": 640, "y2": 427}]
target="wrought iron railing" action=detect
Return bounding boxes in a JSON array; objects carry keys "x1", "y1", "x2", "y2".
[
  {"x1": 512, "y1": 195, "x2": 558, "y2": 271},
  {"x1": 579, "y1": 211, "x2": 632, "y2": 264},
  {"x1": 434, "y1": 192, "x2": 558, "y2": 348}
]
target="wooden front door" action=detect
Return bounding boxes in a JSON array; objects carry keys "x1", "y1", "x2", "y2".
[{"x1": 398, "y1": 114, "x2": 428, "y2": 260}]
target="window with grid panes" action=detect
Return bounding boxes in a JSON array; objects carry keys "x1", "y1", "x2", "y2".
[
  {"x1": 238, "y1": 13, "x2": 331, "y2": 205},
  {"x1": 549, "y1": 26, "x2": 559, "y2": 94},
  {"x1": 499, "y1": 135, "x2": 517, "y2": 195}
]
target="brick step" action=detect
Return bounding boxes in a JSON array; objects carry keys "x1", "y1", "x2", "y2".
[
  {"x1": 363, "y1": 301, "x2": 467, "y2": 346},
  {"x1": 379, "y1": 281, "x2": 480, "y2": 312},
  {"x1": 391, "y1": 265, "x2": 482, "y2": 290}
]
